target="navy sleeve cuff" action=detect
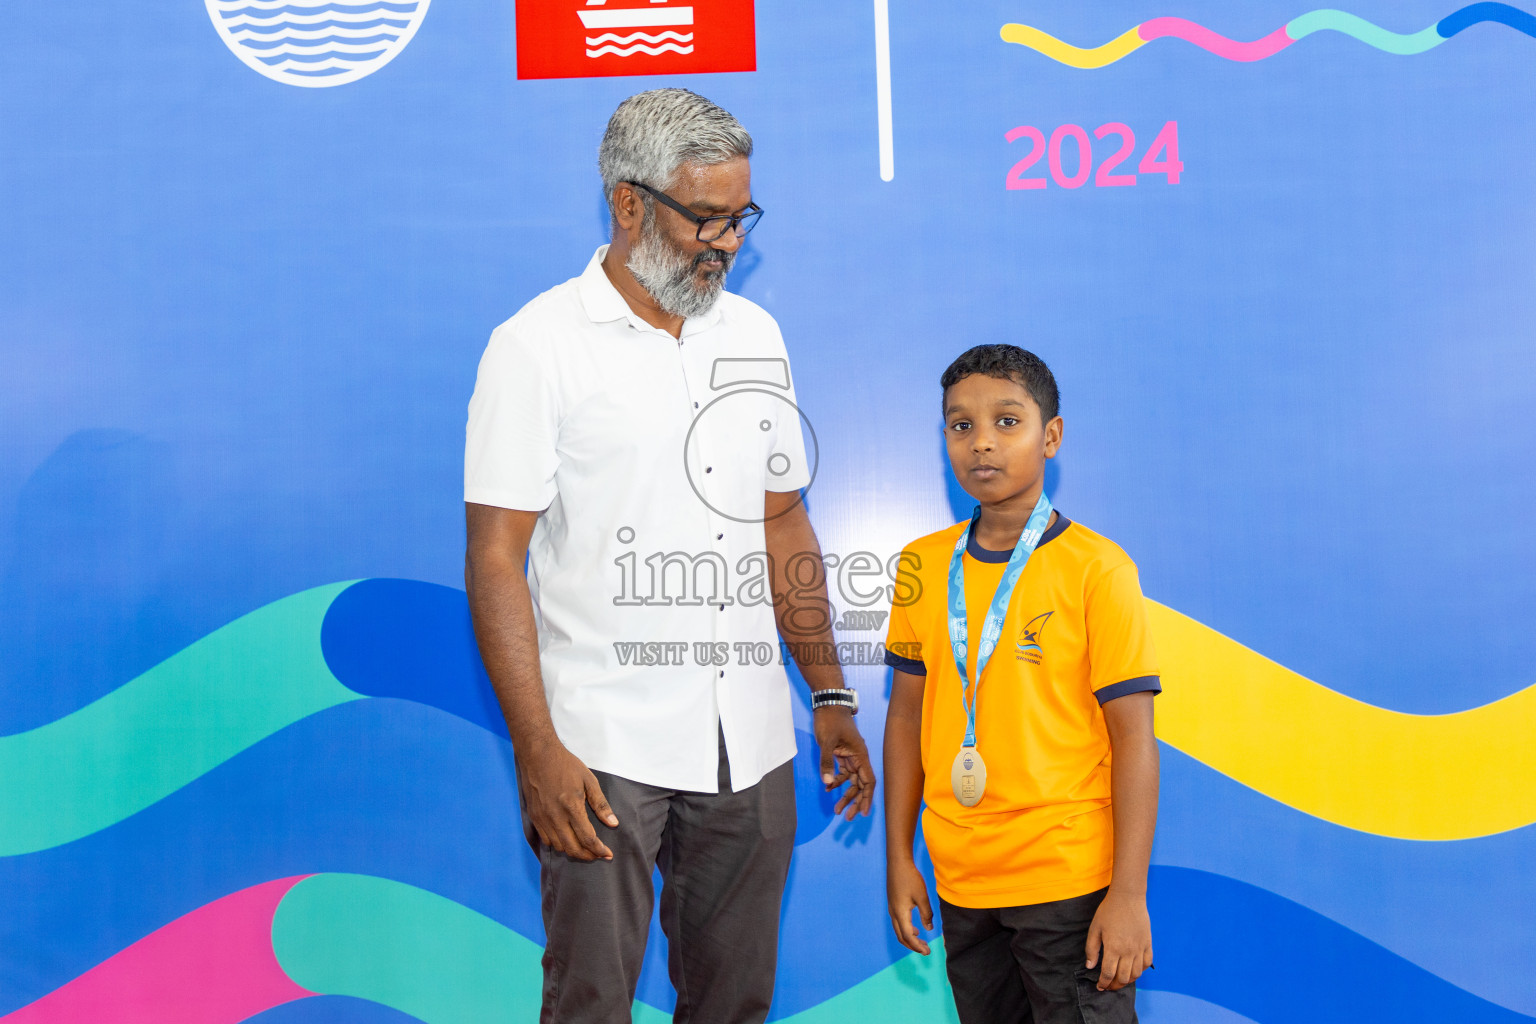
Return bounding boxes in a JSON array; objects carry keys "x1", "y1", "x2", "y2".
[
  {"x1": 1094, "y1": 675, "x2": 1162, "y2": 705},
  {"x1": 884, "y1": 647, "x2": 927, "y2": 675}
]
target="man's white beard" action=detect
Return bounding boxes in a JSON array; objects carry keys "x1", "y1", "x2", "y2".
[{"x1": 626, "y1": 222, "x2": 734, "y2": 320}]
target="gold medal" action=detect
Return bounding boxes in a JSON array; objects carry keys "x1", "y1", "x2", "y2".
[{"x1": 951, "y1": 745, "x2": 987, "y2": 806}]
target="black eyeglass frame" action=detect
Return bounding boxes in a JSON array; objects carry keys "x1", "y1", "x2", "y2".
[{"x1": 625, "y1": 181, "x2": 763, "y2": 242}]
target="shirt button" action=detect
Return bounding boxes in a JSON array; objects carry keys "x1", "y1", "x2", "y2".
[
  {"x1": 719, "y1": 670, "x2": 725, "y2": 678},
  {"x1": 719, "y1": 603, "x2": 726, "y2": 611},
  {"x1": 716, "y1": 533, "x2": 723, "y2": 540},
  {"x1": 694, "y1": 402, "x2": 699, "y2": 409},
  {"x1": 705, "y1": 466, "x2": 713, "y2": 473}
]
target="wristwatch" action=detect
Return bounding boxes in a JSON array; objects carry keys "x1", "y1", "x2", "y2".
[{"x1": 810, "y1": 688, "x2": 859, "y2": 714}]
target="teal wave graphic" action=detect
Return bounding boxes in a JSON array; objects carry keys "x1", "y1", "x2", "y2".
[
  {"x1": 0, "y1": 582, "x2": 358, "y2": 856},
  {"x1": 1284, "y1": 10, "x2": 1446, "y2": 53}
]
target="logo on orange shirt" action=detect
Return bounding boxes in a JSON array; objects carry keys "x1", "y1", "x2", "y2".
[
  {"x1": 1015, "y1": 611, "x2": 1054, "y2": 665},
  {"x1": 515, "y1": 0, "x2": 757, "y2": 80}
]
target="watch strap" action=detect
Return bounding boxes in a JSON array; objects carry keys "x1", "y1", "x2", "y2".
[{"x1": 811, "y1": 688, "x2": 858, "y2": 713}]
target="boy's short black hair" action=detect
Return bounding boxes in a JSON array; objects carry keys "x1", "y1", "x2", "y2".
[{"x1": 940, "y1": 344, "x2": 1060, "y2": 423}]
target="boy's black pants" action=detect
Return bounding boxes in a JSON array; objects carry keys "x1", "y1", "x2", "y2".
[{"x1": 940, "y1": 888, "x2": 1138, "y2": 1024}]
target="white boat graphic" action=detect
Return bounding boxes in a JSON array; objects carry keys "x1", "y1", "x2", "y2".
[
  {"x1": 579, "y1": 4, "x2": 694, "y2": 56},
  {"x1": 577, "y1": 6, "x2": 694, "y2": 29}
]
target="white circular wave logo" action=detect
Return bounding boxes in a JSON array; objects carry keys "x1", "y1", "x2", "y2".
[{"x1": 205, "y1": 0, "x2": 432, "y2": 87}]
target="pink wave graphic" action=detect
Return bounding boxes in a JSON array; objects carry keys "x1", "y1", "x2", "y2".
[
  {"x1": 1138, "y1": 17, "x2": 1295, "y2": 60},
  {"x1": 3, "y1": 877, "x2": 313, "y2": 1023}
]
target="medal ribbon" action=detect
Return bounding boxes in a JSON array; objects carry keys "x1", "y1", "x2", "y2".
[{"x1": 947, "y1": 492, "x2": 1054, "y2": 748}]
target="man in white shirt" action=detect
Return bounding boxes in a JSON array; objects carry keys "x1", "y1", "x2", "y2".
[{"x1": 464, "y1": 89, "x2": 875, "y2": 1024}]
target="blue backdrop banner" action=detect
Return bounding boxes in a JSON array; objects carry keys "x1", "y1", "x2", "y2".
[{"x1": 2, "y1": 2, "x2": 1534, "y2": 1022}]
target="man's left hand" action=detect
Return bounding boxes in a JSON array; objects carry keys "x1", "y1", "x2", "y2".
[{"x1": 813, "y1": 707, "x2": 875, "y2": 818}]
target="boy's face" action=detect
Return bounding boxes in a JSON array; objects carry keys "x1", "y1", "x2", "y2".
[{"x1": 943, "y1": 373, "x2": 1063, "y2": 509}]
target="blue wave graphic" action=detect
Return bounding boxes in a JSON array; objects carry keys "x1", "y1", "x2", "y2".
[
  {"x1": 320, "y1": 580, "x2": 843, "y2": 844},
  {"x1": 238, "y1": 33, "x2": 401, "y2": 50},
  {"x1": 255, "y1": 49, "x2": 385, "y2": 65},
  {"x1": 1437, "y1": 1, "x2": 1536, "y2": 37},
  {"x1": 1157, "y1": 746, "x2": 1536, "y2": 1014},
  {"x1": 215, "y1": 3, "x2": 419, "y2": 19},
  {"x1": 231, "y1": 18, "x2": 411, "y2": 33},
  {"x1": 320, "y1": 580, "x2": 505, "y2": 735},
  {"x1": 246, "y1": 996, "x2": 424, "y2": 1024},
  {"x1": 1146, "y1": 867, "x2": 1535, "y2": 1023}
]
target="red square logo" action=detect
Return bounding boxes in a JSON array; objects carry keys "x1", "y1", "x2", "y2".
[{"x1": 516, "y1": 1, "x2": 757, "y2": 80}]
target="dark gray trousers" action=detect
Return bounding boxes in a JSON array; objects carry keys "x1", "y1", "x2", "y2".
[
  {"x1": 940, "y1": 888, "x2": 1138, "y2": 1024},
  {"x1": 521, "y1": 732, "x2": 796, "y2": 1024}
]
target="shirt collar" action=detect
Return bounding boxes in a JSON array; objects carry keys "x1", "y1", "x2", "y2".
[
  {"x1": 575, "y1": 244, "x2": 726, "y2": 335},
  {"x1": 576, "y1": 245, "x2": 634, "y2": 325},
  {"x1": 965, "y1": 513, "x2": 1073, "y2": 563}
]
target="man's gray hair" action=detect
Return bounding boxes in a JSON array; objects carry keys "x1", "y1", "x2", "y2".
[{"x1": 599, "y1": 89, "x2": 753, "y2": 209}]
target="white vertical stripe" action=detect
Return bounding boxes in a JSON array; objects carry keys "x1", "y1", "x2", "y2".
[{"x1": 873, "y1": 0, "x2": 894, "y2": 182}]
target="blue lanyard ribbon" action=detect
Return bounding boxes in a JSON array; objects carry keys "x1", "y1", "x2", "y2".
[{"x1": 947, "y1": 492, "x2": 1054, "y2": 748}]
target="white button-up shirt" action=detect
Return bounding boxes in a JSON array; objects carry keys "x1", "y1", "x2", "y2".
[{"x1": 465, "y1": 246, "x2": 812, "y2": 792}]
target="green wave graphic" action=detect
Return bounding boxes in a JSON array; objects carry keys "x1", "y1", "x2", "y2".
[
  {"x1": 1285, "y1": 10, "x2": 1446, "y2": 53},
  {"x1": 274, "y1": 873, "x2": 544, "y2": 1024},
  {"x1": 272, "y1": 873, "x2": 959, "y2": 1024},
  {"x1": 0, "y1": 583, "x2": 358, "y2": 856}
]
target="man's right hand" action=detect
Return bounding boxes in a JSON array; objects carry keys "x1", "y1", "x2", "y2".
[
  {"x1": 466, "y1": 505, "x2": 617, "y2": 861},
  {"x1": 519, "y1": 738, "x2": 619, "y2": 861}
]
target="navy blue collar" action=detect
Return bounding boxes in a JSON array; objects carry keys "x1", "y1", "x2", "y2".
[{"x1": 966, "y1": 512, "x2": 1072, "y2": 564}]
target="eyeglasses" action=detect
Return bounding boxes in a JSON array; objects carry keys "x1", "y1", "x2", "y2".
[{"x1": 626, "y1": 181, "x2": 763, "y2": 242}]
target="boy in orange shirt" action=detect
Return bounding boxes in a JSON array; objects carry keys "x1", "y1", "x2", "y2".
[{"x1": 883, "y1": 345, "x2": 1160, "y2": 1023}]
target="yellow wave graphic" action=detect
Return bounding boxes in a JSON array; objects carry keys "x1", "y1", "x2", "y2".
[
  {"x1": 999, "y1": 24, "x2": 1145, "y2": 68},
  {"x1": 1148, "y1": 601, "x2": 1536, "y2": 840}
]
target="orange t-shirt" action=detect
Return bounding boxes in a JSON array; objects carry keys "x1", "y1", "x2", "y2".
[{"x1": 884, "y1": 513, "x2": 1160, "y2": 908}]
